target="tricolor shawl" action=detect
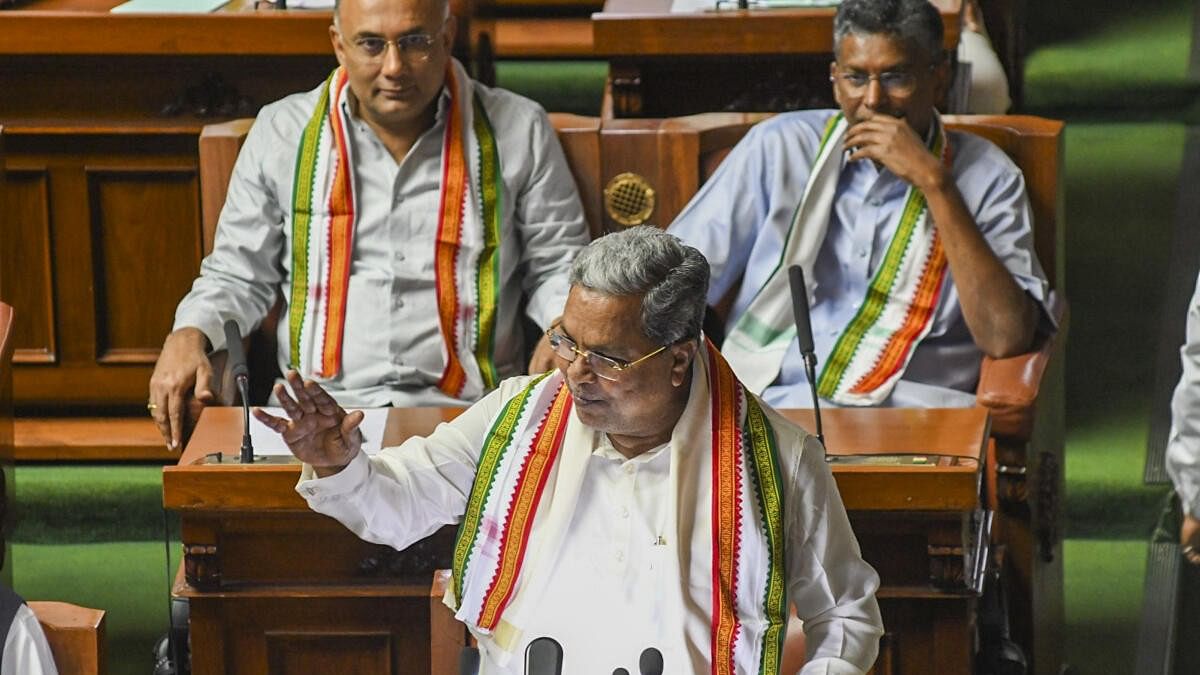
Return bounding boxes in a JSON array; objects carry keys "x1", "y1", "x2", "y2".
[
  {"x1": 288, "y1": 60, "x2": 503, "y2": 400},
  {"x1": 447, "y1": 341, "x2": 790, "y2": 673},
  {"x1": 721, "y1": 112, "x2": 951, "y2": 406}
]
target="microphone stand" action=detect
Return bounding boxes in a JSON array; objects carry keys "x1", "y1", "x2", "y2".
[{"x1": 788, "y1": 265, "x2": 825, "y2": 448}]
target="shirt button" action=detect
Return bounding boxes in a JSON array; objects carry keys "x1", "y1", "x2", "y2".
[
  {"x1": 624, "y1": 465, "x2": 636, "y2": 475},
  {"x1": 869, "y1": 198, "x2": 882, "y2": 207},
  {"x1": 615, "y1": 550, "x2": 625, "y2": 562},
  {"x1": 620, "y1": 506, "x2": 630, "y2": 518},
  {"x1": 394, "y1": 251, "x2": 405, "y2": 261},
  {"x1": 395, "y1": 298, "x2": 404, "y2": 308},
  {"x1": 857, "y1": 249, "x2": 868, "y2": 259},
  {"x1": 304, "y1": 487, "x2": 317, "y2": 496}
]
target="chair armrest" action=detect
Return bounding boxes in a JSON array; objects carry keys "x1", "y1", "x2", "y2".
[{"x1": 976, "y1": 292, "x2": 1066, "y2": 440}]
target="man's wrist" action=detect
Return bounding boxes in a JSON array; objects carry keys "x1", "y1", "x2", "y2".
[{"x1": 313, "y1": 462, "x2": 351, "y2": 479}]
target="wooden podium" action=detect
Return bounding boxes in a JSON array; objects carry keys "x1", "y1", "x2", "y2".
[
  {"x1": 164, "y1": 405, "x2": 989, "y2": 674},
  {"x1": 593, "y1": 0, "x2": 963, "y2": 118}
]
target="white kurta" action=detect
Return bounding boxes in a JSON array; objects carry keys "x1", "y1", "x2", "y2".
[
  {"x1": 2, "y1": 605, "x2": 58, "y2": 675},
  {"x1": 1168, "y1": 272, "x2": 1200, "y2": 519},
  {"x1": 298, "y1": 365, "x2": 882, "y2": 674}
]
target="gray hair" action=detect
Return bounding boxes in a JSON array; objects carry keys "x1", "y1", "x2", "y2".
[
  {"x1": 833, "y1": 0, "x2": 944, "y2": 63},
  {"x1": 333, "y1": 0, "x2": 451, "y2": 27},
  {"x1": 569, "y1": 226, "x2": 710, "y2": 346}
]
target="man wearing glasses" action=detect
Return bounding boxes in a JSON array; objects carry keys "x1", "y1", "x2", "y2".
[
  {"x1": 149, "y1": 0, "x2": 589, "y2": 448},
  {"x1": 668, "y1": 0, "x2": 1053, "y2": 409},
  {"x1": 257, "y1": 226, "x2": 883, "y2": 674}
]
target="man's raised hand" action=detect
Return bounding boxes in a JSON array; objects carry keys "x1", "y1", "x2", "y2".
[
  {"x1": 253, "y1": 370, "x2": 364, "y2": 477},
  {"x1": 844, "y1": 112, "x2": 945, "y2": 192}
]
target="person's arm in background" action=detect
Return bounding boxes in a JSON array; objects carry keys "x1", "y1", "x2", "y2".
[
  {"x1": 1167, "y1": 273, "x2": 1200, "y2": 565},
  {"x1": 511, "y1": 106, "x2": 590, "y2": 374},
  {"x1": 149, "y1": 113, "x2": 287, "y2": 449}
]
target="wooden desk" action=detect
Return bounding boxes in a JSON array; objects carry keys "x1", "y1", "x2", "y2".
[
  {"x1": 593, "y1": 0, "x2": 962, "y2": 117},
  {"x1": 164, "y1": 405, "x2": 989, "y2": 675},
  {"x1": 0, "y1": 0, "x2": 336, "y2": 409}
]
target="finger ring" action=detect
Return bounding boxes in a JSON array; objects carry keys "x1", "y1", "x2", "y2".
[
  {"x1": 146, "y1": 403, "x2": 157, "y2": 411},
  {"x1": 1185, "y1": 545, "x2": 1196, "y2": 555}
]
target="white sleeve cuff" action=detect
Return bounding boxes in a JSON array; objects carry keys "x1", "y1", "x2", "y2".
[{"x1": 296, "y1": 451, "x2": 370, "y2": 505}]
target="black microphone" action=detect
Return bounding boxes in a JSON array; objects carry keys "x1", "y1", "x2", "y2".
[
  {"x1": 788, "y1": 265, "x2": 824, "y2": 447},
  {"x1": 223, "y1": 319, "x2": 255, "y2": 464},
  {"x1": 458, "y1": 646, "x2": 480, "y2": 675},
  {"x1": 638, "y1": 647, "x2": 663, "y2": 675},
  {"x1": 524, "y1": 636, "x2": 563, "y2": 675},
  {"x1": 613, "y1": 670, "x2": 630, "y2": 675}
]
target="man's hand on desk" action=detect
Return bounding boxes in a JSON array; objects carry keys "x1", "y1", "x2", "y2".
[
  {"x1": 252, "y1": 370, "x2": 364, "y2": 478},
  {"x1": 149, "y1": 327, "x2": 215, "y2": 450},
  {"x1": 1182, "y1": 513, "x2": 1200, "y2": 566}
]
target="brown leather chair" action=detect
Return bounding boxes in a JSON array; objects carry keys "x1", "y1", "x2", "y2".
[{"x1": 195, "y1": 112, "x2": 1066, "y2": 674}]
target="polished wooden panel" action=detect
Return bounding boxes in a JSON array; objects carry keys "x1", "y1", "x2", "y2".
[
  {"x1": 0, "y1": 169, "x2": 56, "y2": 365},
  {"x1": 89, "y1": 168, "x2": 202, "y2": 363},
  {"x1": 548, "y1": 113, "x2": 604, "y2": 238},
  {"x1": 28, "y1": 600, "x2": 107, "y2": 675},
  {"x1": 13, "y1": 417, "x2": 171, "y2": 461}
]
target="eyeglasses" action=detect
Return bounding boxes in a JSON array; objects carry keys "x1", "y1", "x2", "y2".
[
  {"x1": 340, "y1": 31, "x2": 441, "y2": 63},
  {"x1": 833, "y1": 69, "x2": 921, "y2": 96},
  {"x1": 545, "y1": 328, "x2": 667, "y2": 382}
]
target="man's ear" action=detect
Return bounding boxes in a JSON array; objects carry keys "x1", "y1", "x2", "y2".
[
  {"x1": 442, "y1": 13, "x2": 458, "y2": 52},
  {"x1": 932, "y1": 54, "x2": 952, "y2": 102},
  {"x1": 830, "y1": 60, "x2": 843, "y2": 107},
  {"x1": 329, "y1": 24, "x2": 347, "y2": 68},
  {"x1": 670, "y1": 340, "x2": 699, "y2": 387}
]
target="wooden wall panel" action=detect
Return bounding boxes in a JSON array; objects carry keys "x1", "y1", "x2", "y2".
[
  {"x1": 4, "y1": 132, "x2": 203, "y2": 407},
  {"x1": 87, "y1": 168, "x2": 201, "y2": 364},
  {"x1": 265, "y1": 633, "x2": 391, "y2": 675},
  {"x1": 0, "y1": 169, "x2": 56, "y2": 364}
]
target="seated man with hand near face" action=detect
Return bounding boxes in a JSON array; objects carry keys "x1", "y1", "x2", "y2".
[
  {"x1": 148, "y1": 0, "x2": 588, "y2": 449},
  {"x1": 257, "y1": 227, "x2": 883, "y2": 674},
  {"x1": 669, "y1": 0, "x2": 1052, "y2": 409}
]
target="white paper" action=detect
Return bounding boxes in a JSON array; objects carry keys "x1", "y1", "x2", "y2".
[
  {"x1": 111, "y1": 0, "x2": 227, "y2": 13},
  {"x1": 250, "y1": 407, "x2": 390, "y2": 456},
  {"x1": 285, "y1": 0, "x2": 336, "y2": 8}
]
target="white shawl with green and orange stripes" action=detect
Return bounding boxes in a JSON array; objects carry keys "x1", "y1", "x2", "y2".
[
  {"x1": 722, "y1": 112, "x2": 950, "y2": 407},
  {"x1": 288, "y1": 60, "x2": 503, "y2": 400},
  {"x1": 446, "y1": 341, "x2": 789, "y2": 673}
]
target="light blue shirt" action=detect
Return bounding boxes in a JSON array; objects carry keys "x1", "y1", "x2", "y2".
[{"x1": 669, "y1": 110, "x2": 1050, "y2": 408}]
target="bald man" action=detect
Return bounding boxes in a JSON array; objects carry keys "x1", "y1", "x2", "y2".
[{"x1": 149, "y1": 0, "x2": 589, "y2": 448}]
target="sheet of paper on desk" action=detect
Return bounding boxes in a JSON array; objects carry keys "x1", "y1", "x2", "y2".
[
  {"x1": 249, "y1": 407, "x2": 389, "y2": 456},
  {"x1": 287, "y1": 0, "x2": 336, "y2": 7},
  {"x1": 111, "y1": 0, "x2": 227, "y2": 13},
  {"x1": 672, "y1": 0, "x2": 840, "y2": 11}
]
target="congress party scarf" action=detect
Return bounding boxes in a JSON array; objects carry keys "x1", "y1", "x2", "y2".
[
  {"x1": 722, "y1": 112, "x2": 950, "y2": 406},
  {"x1": 448, "y1": 342, "x2": 788, "y2": 673},
  {"x1": 288, "y1": 61, "x2": 502, "y2": 399}
]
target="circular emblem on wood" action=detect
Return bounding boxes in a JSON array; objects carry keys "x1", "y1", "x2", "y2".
[{"x1": 603, "y1": 172, "x2": 656, "y2": 227}]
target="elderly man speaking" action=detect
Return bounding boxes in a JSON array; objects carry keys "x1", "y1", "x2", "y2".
[{"x1": 256, "y1": 227, "x2": 882, "y2": 674}]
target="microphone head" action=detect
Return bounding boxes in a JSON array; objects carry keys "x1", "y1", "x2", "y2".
[
  {"x1": 638, "y1": 647, "x2": 663, "y2": 675},
  {"x1": 525, "y1": 636, "x2": 563, "y2": 675},
  {"x1": 787, "y1": 265, "x2": 816, "y2": 355},
  {"x1": 613, "y1": 669, "x2": 631, "y2": 675},
  {"x1": 222, "y1": 319, "x2": 250, "y2": 380}
]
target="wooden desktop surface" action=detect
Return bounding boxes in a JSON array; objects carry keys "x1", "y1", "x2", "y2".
[
  {"x1": 164, "y1": 405, "x2": 988, "y2": 513},
  {"x1": 593, "y1": 0, "x2": 961, "y2": 57},
  {"x1": 0, "y1": 0, "x2": 333, "y2": 55}
]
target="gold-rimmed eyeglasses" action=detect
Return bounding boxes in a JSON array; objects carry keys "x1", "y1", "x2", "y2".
[
  {"x1": 545, "y1": 328, "x2": 666, "y2": 382},
  {"x1": 832, "y1": 68, "x2": 924, "y2": 96}
]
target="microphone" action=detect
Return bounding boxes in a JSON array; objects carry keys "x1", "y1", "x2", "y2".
[
  {"x1": 613, "y1": 670, "x2": 630, "y2": 675},
  {"x1": 458, "y1": 646, "x2": 480, "y2": 675},
  {"x1": 638, "y1": 647, "x2": 663, "y2": 675},
  {"x1": 524, "y1": 636, "x2": 563, "y2": 675},
  {"x1": 223, "y1": 319, "x2": 255, "y2": 464},
  {"x1": 788, "y1": 265, "x2": 824, "y2": 447}
]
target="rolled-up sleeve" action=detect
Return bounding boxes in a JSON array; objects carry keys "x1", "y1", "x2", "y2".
[{"x1": 785, "y1": 435, "x2": 883, "y2": 674}]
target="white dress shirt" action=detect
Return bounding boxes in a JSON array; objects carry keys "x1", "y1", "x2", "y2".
[
  {"x1": 174, "y1": 75, "x2": 589, "y2": 407},
  {"x1": 298, "y1": 372, "x2": 883, "y2": 674},
  {"x1": 668, "y1": 110, "x2": 1052, "y2": 409},
  {"x1": 1168, "y1": 272, "x2": 1200, "y2": 519},
  {"x1": 2, "y1": 605, "x2": 58, "y2": 675}
]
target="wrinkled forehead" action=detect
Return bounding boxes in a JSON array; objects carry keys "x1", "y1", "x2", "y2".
[{"x1": 834, "y1": 31, "x2": 933, "y2": 70}]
